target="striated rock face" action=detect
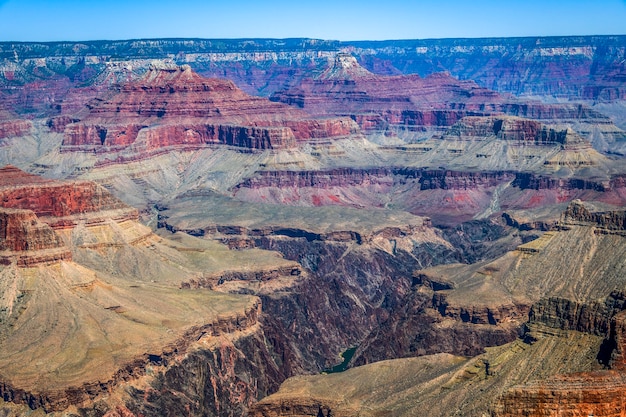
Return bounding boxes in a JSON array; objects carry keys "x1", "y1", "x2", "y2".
[
  {"x1": 237, "y1": 167, "x2": 517, "y2": 192},
  {"x1": 494, "y1": 372, "x2": 626, "y2": 417},
  {"x1": 494, "y1": 294, "x2": 626, "y2": 416},
  {"x1": 563, "y1": 199, "x2": 626, "y2": 230},
  {"x1": 0, "y1": 120, "x2": 32, "y2": 139},
  {"x1": 232, "y1": 164, "x2": 626, "y2": 227},
  {"x1": 446, "y1": 115, "x2": 587, "y2": 146},
  {"x1": 0, "y1": 208, "x2": 71, "y2": 266},
  {"x1": 61, "y1": 65, "x2": 359, "y2": 155},
  {"x1": 0, "y1": 165, "x2": 141, "y2": 266},
  {"x1": 0, "y1": 165, "x2": 137, "y2": 226},
  {"x1": 270, "y1": 54, "x2": 613, "y2": 136},
  {"x1": 512, "y1": 173, "x2": 611, "y2": 192}
]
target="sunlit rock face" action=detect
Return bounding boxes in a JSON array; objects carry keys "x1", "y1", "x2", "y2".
[
  {"x1": 270, "y1": 53, "x2": 617, "y2": 140},
  {"x1": 59, "y1": 64, "x2": 359, "y2": 156}
]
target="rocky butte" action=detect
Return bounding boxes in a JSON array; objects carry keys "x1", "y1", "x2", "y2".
[
  {"x1": 270, "y1": 54, "x2": 621, "y2": 146},
  {"x1": 58, "y1": 64, "x2": 359, "y2": 159}
]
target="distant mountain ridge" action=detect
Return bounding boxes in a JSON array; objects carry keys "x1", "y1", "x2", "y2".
[{"x1": 0, "y1": 35, "x2": 624, "y2": 110}]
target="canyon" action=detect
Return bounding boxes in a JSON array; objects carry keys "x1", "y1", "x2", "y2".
[{"x1": 0, "y1": 35, "x2": 625, "y2": 416}]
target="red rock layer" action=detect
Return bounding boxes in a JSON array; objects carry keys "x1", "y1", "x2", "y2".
[
  {"x1": 61, "y1": 65, "x2": 358, "y2": 153},
  {"x1": 0, "y1": 120, "x2": 32, "y2": 139},
  {"x1": 270, "y1": 54, "x2": 611, "y2": 132},
  {"x1": 46, "y1": 116, "x2": 80, "y2": 133},
  {"x1": 0, "y1": 165, "x2": 137, "y2": 227},
  {"x1": 0, "y1": 208, "x2": 71, "y2": 266},
  {"x1": 494, "y1": 372, "x2": 626, "y2": 417}
]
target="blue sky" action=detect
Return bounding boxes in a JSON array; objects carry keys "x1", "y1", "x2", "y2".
[{"x1": 0, "y1": 0, "x2": 624, "y2": 42}]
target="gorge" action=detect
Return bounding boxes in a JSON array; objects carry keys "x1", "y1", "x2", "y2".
[{"x1": 0, "y1": 34, "x2": 625, "y2": 416}]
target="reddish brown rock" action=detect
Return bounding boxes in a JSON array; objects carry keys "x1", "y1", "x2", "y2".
[
  {"x1": 270, "y1": 54, "x2": 612, "y2": 133},
  {"x1": 46, "y1": 115, "x2": 80, "y2": 133},
  {"x1": 0, "y1": 119, "x2": 32, "y2": 139},
  {"x1": 0, "y1": 207, "x2": 71, "y2": 266},
  {"x1": 271, "y1": 55, "x2": 503, "y2": 131},
  {"x1": 494, "y1": 372, "x2": 626, "y2": 417},
  {"x1": 61, "y1": 65, "x2": 359, "y2": 154},
  {"x1": 0, "y1": 165, "x2": 137, "y2": 227}
]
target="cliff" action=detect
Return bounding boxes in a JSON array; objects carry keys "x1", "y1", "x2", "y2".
[
  {"x1": 0, "y1": 120, "x2": 32, "y2": 139},
  {"x1": 0, "y1": 208, "x2": 71, "y2": 266},
  {"x1": 231, "y1": 164, "x2": 626, "y2": 227},
  {"x1": 0, "y1": 168, "x2": 313, "y2": 416},
  {"x1": 445, "y1": 115, "x2": 588, "y2": 146},
  {"x1": 1, "y1": 36, "x2": 624, "y2": 120},
  {"x1": 0, "y1": 165, "x2": 141, "y2": 266},
  {"x1": 491, "y1": 294, "x2": 626, "y2": 417},
  {"x1": 60, "y1": 65, "x2": 360, "y2": 155},
  {"x1": 0, "y1": 165, "x2": 137, "y2": 227},
  {"x1": 494, "y1": 372, "x2": 626, "y2": 417},
  {"x1": 269, "y1": 54, "x2": 614, "y2": 138},
  {"x1": 562, "y1": 199, "x2": 626, "y2": 230},
  {"x1": 249, "y1": 326, "x2": 605, "y2": 417}
]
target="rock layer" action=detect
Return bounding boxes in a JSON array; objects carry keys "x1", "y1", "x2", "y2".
[
  {"x1": 61, "y1": 65, "x2": 359, "y2": 155},
  {"x1": 0, "y1": 120, "x2": 32, "y2": 139},
  {"x1": 0, "y1": 165, "x2": 137, "y2": 227},
  {"x1": 0, "y1": 208, "x2": 71, "y2": 266},
  {"x1": 270, "y1": 54, "x2": 614, "y2": 136}
]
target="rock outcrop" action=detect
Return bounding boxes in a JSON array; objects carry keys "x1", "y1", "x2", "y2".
[
  {"x1": 270, "y1": 54, "x2": 615, "y2": 138},
  {"x1": 494, "y1": 372, "x2": 626, "y2": 417},
  {"x1": 0, "y1": 165, "x2": 136, "y2": 227},
  {"x1": 60, "y1": 65, "x2": 359, "y2": 156},
  {"x1": 0, "y1": 165, "x2": 141, "y2": 266},
  {"x1": 491, "y1": 293, "x2": 626, "y2": 417},
  {"x1": 0, "y1": 120, "x2": 32, "y2": 139},
  {"x1": 563, "y1": 199, "x2": 626, "y2": 231},
  {"x1": 0, "y1": 208, "x2": 71, "y2": 266},
  {"x1": 445, "y1": 115, "x2": 587, "y2": 146}
]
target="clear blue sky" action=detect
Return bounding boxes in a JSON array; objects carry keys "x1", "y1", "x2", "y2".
[{"x1": 0, "y1": 0, "x2": 624, "y2": 42}]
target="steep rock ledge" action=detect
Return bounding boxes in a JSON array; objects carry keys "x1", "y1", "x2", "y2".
[
  {"x1": 563, "y1": 199, "x2": 626, "y2": 231},
  {"x1": 0, "y1": 120, "x2": 32, "y2": 139},
  {"x1": 0, "y1": 165, "x2": 138, "y2": 228},
  {"x1": 494, "y1": 372, "x2": 626, "y2": 417},
  {"x1": 236, "y1": 167, "x2": 624, "y2": 194},
  {"x1": 0, "y1": 208, "x2": 71, "y2": 266},
  {"x1": 0, "y1": 300, "x2": 262, "y2": 413},
  {"x1": 59, "y1": 65, "x2": 360, "y2": 155}
]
